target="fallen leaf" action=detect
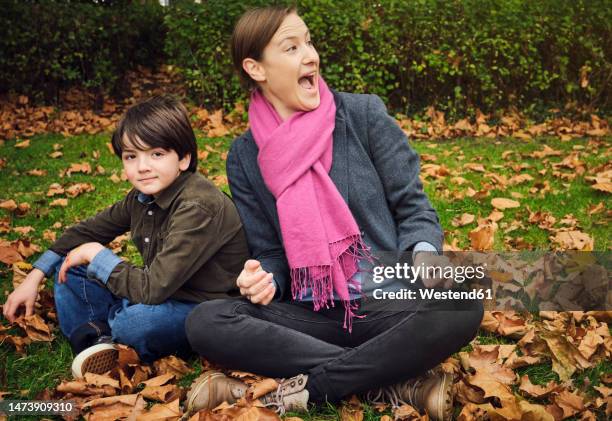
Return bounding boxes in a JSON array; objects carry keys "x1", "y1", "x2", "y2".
[
  {"x1": 15, "y1": 139, "x2": 30, "y2": 148},
  {"x1": 153, "y1": 355, "x2": 191, "y2": 379},
  {"x1": 0, "y1": 246, "x2": 23, "y2": 264},
  {"x1": 0, "y1": 199, "x2": 17, "y2": 211},
  {"x1": 491, "y1": 198, "x2": 520, "y2": 210},
  {"x1": 136, "y1": 398, "x2": 182, "y2": 420},
  {"x1": 518, "y1": 374, "x2": 559, "y2": 398},
  {"x1": 50, "y1": 198, "x2": 68, "y2": 207},
  {"x1": 247, "y1": 378, "x2": 279, "y2": 400},
  {"x1": 469, "y1": 223, "x2": 497, "y2": 251},
  {"x1": 452, "y1": 213, "x2": 475, "y2": 227}
]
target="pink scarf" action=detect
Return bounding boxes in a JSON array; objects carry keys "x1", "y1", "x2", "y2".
[{"x1": 248, "y1": 77, "x2": 371, "y2": 330}]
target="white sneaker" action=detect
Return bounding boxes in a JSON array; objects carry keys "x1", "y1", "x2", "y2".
[{"x1": 71, "y1": 342, "x2": 118, "y2": 378}]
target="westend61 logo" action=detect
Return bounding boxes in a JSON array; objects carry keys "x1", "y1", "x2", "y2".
[{"x1": 372, "y1": 262, "x2": 486, "y2": 284}]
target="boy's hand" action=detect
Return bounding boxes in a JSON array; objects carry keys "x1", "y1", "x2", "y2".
[
  {"x1": 237, "y1": 259, "x2": 276, "y2": 305},
  {"x1": 58, "y1": 242, "x2": 105, "y2": 283},
  {"x1": 3, "y1": 268, "x2": 45, "y2": 323}
]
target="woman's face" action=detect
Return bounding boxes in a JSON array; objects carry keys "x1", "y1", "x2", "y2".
[{"x1": 246, "y1": 13, "x2": 320, "y2": 119}]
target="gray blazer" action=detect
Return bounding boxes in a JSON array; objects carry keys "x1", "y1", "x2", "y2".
[{"x1": 226, "y1": 91, "x2": 443, "y2": 299}]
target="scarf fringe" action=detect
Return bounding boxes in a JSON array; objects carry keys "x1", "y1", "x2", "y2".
[{"x1": 290, "y1": 234, "x2": 373, "y2": 332}]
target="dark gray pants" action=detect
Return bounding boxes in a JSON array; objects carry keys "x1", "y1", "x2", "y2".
[{"x1": 185, "y1": 296, "x2": 483, "y2": 403}]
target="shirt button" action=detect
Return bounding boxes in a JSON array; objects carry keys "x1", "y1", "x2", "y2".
[
  {"x1": 147, "y1": 210, "x2": 153, "y2": 216},
  {"x1": 144, "y1": 237, "x2": 150, "y2": 243}
]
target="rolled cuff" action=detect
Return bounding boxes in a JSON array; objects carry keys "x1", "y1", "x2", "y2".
[
  {"x1": 412, "y1": 241, "x2": 439, "y2": 261},
  {"x1": 87, "y1": 248, "x2": 123, "y2": 285},
  {"x1": 32, "y1": 250, "x2": 63, "y2": 277}
]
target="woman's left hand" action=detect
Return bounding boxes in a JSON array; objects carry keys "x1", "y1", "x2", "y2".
[
  {"x1": 413, "y1": 252, "x2": 454, "y2": 289},
  {"x1": 58, "y1": 242, "x2": 105, "y2": 283}
]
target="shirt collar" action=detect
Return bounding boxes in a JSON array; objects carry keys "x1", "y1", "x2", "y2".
[{"x1": 137, "y1": 171, "x2": 192, "y2": 210}]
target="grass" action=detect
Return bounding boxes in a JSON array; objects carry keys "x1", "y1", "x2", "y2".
[{"x1": 0, "y1": 132, "x2": 610, "y2": 418}]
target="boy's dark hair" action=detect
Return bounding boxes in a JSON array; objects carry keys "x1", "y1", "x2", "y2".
[{"x1": 111, "y1": 95, "x2": 198, "y2": 173}]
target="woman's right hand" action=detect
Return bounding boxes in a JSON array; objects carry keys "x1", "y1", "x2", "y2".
[
  {"x1": 237, "y1": 260, "x2": 276, "y2": 305},
  {"x1": 2, "y1": 268, "x2": 44, "y2": 323}
]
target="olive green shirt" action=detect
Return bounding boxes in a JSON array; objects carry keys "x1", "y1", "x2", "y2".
[{"x1": 42, "y1": 171, "x2": 248, "y2": 304}]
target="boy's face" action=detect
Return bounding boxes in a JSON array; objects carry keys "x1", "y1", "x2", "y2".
[{"x1": 121, "y1": 136, "x2": 190, "y2": 196}]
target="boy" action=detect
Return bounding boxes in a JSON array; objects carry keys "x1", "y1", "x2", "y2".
[{"x1": 3, "y1": 96, "x2": 249, "y2": 377}]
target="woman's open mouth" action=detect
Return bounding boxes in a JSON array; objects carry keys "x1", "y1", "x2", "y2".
[{"x1": 298, "y1": 73, "x2": 316, "y2": 90}]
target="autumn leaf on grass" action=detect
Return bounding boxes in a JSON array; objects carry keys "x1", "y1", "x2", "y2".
[
  {"x1": 65, "y1": 182, "x2": 95, "y2": 198},
  {"x1": 0, "y1": 245, "x2": 23, "y2": 264},
  {"x1": 64, "y1": 162, "x2": 92, "y2": 177},
  {"x1": 15, "y1": 314, "x2": 54, "y2": 342},
  {"x1": 153, "y1": 355, "x2": 192, "y2": 379},
  {"x1": 207, "y1": 109, "x2": 230, "y2": 137},
  {"x1": 15, "y1": 139, "x2": 30, "y2": 148},
  {"x1": 50, "y1": 198, "x2": 68, "y2": 207},
  {"x1": 549, "y1": 390, "x2": 586, "y2": 419},
  {"x1": 1, "y1": 334, "x2": 31, "y2": 354},
  {"x1": 141, "y1": 373, "x2": 175, "y2": 388},
  {"x1": 458, "y1": 346, "x2": 516, "y2": 385},
  {"x1": 465, "y1": 372, "x2": 522, "y2": 420},
  {"x1": 81, "y1": 393, "x2": 146, "y2": 420},
  {"x1": 12, "y1": 261, "x2": 33, "y2": 288},
  {"x1": 479, "y1": 311, "x2": 530, "y2": 338},
  {"x1": 141, "y1": 384, "x2": 180, "y2": 403},
  {"x1": 452, "y1": 213, "x2": 475, "y2": 227},
  {"x1": 117, "y1": 344, "x2": 140, "y2": 368},
  {"x1": 339, "y1": 395, "x2": 364, "y2": 421},
  {"x1": 46, "y1": 183, "x2": 65, "y2": 197},
  {"x1": 84, "y1": 373, "x2": 120, "y2": 389},
  {"x1": 0, "y1": 199, "x2": 17, "y2": 211},
  {"x1": 13, "y1": 226, "x2": 35, "y2": 235},
  {"x1": 457, "y1": 402, "x2": 498, "y2": 421},
  {"x1": 469, "y1": 223, "x2": 497, "y2": 251},
  {"x1": 518, "y1": 374, "x2": 560, "y2": 399},
  {"x1": 551, "y1": 230, "x2": 594, "y2": 251},
  {"x1": 136, "y1": 398, "x2": 182, "y2": 420},
  {"x1": 539, "y1": 330, "x2": 591, "y2": 381},
  {"x1": 491, "y1": 198, "x2": 520, "y2": 210}
]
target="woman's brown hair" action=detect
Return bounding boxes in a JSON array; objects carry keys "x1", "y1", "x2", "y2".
[{"x1": 230, "y1": 5, "x2": 296, "y2": 90}]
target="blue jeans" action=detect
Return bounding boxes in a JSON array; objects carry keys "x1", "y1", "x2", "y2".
[{"x1": 54, "y1": 263, "x2": 197, "y2": 363}]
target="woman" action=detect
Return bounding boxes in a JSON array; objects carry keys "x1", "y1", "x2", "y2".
[{"x1": 185, "y1": 6, "x2": 483, "y2": 420}]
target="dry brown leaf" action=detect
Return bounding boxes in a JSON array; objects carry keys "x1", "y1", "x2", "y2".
[
  {"x1": 50, "y1": 198, "x2": 68, "y2": 207},
  {"x1": 246, "y1": 378, "x2": 279, "y2": 400},
  {"x1": 591, "y1": 182, "x2": 612, "y2": 193},
  {"x1": 153, "y1": 355, "x2": 192, "y2": 379},
  {"x1": 464, "y1": 163, "x2": 486, "y2": 172},
  {"x1": 141, "y1": 373, "x2": 175, "y2": 388},
  {"x1": 551, "y1": 390, "x2": 585, "y2": 419},
  {"x1": 0, "y1": 246, "x2": 23, "y2": 264},
  {"x1": 491, "y1": 198, "x2": 520, "y2": 210},
  {"x1": 469, "y1": 223, "x2": 497, "y2": 251},
  {"x1": 116, "y1": 344, "x2": 140, "y2": 368},
  {"x1": 518, "y1": 400, "x2": 555, "y2": 421},
  {"x1": 466, "y1": 372, "x2": 522, "y2": 419},
  {"x1": 13, "y1": 226, "x2": 35, "y2": 235},
  {"x1": 0, "y1": 199, "x2": 17, "y2": 211},
  {"x1": 65, "y1": 182, "x2": 95, "y2": 198},
  {"x1": 452, "y1": 213, "x2": 475, "y2": 227},
  {"x1": 26, "y1": 169, "x2": 47, "y2": 176},
  {"x1": 82, "y1": 393, "x2": 146, "y2": 420},
  {"x1": 393, "y1": 403, "x2": 422, "y2": 420},
  {"x1": 136, "y1": 398, "x2": 182, "y2": 420},
  {"x1": 15, "y1": 314, "x2": 54, "y2": 342},
  {"x1": 140, "y1": 384, "x2": 179, "y2": 402},
  {"x1": 84, "y1": 373, "x2": 120, "y2": 389},
  {"x1": 552, "y1": 231, "x2": 594, "y2": 251},
  {"x1": 15, "y1": 139, "x2": 30, "y2": 148},
  {"x1": 518, "y1": 374, "x2": 559, "y2": 398},
  {"x1": 46, "y1": 183, "x2": 64, "y2": 197}
]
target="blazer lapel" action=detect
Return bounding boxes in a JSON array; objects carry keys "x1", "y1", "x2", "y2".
[{"x1": 330, "y1": 92, "x2": 349, "y2": 203}]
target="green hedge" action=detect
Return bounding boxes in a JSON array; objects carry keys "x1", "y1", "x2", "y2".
[
  {"x1": 164, "y1": 0, "x2": 611, "y2": 116},
  {"x1": 0, "y1": 0, "x2": 165, "y2": 102},
  {"x1": 2, "y1": 0, "x2": 609, "y2": 116}
]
